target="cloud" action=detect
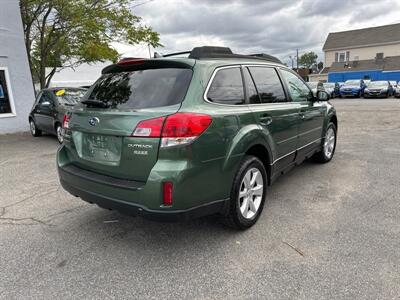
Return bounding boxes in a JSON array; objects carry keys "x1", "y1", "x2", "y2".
[{"x1": 125, "y1": 0, "x2": 400, "y2": 66}]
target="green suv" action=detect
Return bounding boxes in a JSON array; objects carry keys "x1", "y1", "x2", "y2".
[{"x1": 57, "y1": 46, "x2": 337, "y2": 229}]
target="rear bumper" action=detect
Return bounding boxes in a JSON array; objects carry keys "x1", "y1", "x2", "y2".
[
  {"x1": 60, "y1": 177, "x2": 228, "y2": 221},
  {"x1": 57, "y1": 145, "x2": 230, "y2": 221}
]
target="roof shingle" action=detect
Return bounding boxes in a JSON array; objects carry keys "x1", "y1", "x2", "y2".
[{"x1": 323, "y1": 23, "x2": 400, "y2": 50}]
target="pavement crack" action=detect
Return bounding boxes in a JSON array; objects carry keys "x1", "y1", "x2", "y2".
[
  {"x1": 283, "y1": 241, "x2": 305, "y2": 257},
  {"x1": 0, "y1": 217, "x2": 53, "y2": 226},
  {"x1": 2, "y1": 188, "x2": 59, "y2": 210},
  {"x1": 44, "y1": 204, "x2": 87, "y2": 222}
]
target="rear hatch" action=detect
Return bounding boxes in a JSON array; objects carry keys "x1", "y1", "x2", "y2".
[{"x1": 63, "y1": 60, "x2": 194, "y2": 181}]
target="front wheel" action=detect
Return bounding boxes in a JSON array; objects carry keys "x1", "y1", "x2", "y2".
[
  {"x1": 29, "y1": 119, "x2": 42, "y2": 137},
  {"x1": 313, "y1": 122, "x2": 337, "y2": 163},
  {"x1": 224, "y1": 156, "x2": 267, "y2": 230}
]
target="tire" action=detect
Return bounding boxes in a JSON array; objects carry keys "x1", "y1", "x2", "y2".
[
  {"x1": 56, "y1": 123, "x2": 64, "y2": 144},
  {"x1": 29, "y1": 118, "x2": 42, "y2": 137},
  {"x1": 224, "y1": 156, "x2": 267, "y2": 230},
  {"x1": 313, "y1": 122, "x2": 337, "y2": 163}
]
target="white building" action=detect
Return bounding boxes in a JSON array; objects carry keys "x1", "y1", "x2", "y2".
[
  {"x1": 45, "y1": 61, "x2": 111, "y2": 90},
  {"x1": 0, "y1": 0, "x2": 35, "y2": 134}
]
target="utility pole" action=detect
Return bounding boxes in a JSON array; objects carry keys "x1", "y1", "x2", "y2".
[
  {"x1": 296, "y1": 48, "x2": 299, "y2": 73},
  {"x1": 148, "y1": 44, "x2": 152, "y2": 58},
  {"x1": 289, "y1": 55, "x2": 294, "y2": 69}
]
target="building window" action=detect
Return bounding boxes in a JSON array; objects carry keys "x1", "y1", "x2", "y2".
[
  {"x1": 0, "y1": 67, "x2": 16, "y2": 117},
  {"x1": 336, "y1": 51, "x2": 350, "y2": 62}
]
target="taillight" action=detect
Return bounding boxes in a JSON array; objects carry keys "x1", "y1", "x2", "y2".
[
  {"x1": 163, "y1": 182, "x2": 173, "y2": 206},
  {"x1": 131, "y1": 113, "x2": 212, "y2": 147},
  {"x1": 117, "y1": 58, "x2": 145, "y2": 65},
  {"x1": 62, "y1": 114, "x2": 71, "y2": 129},
  {"x1": 132, "y1": 117, "x2": 165, "y2": 137},
  {"x1": 161, "y1": 113, "x2": 212, "y2": 147}
]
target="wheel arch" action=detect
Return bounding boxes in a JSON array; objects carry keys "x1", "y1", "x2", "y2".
[
  {"x1": 329, "y1": 114, "x2": 338, "y2": 130},
  {"x1": 245, "y1": 144, "x2": 272, "y2": 185}
]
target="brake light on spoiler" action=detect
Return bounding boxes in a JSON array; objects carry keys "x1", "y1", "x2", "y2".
[{"x1": 132, "y1": 113, "x2": 212, "y2": 147}]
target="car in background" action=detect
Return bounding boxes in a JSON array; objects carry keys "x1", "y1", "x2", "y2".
[
  {"x1": 307, "y1": 81, "x2": 324, "y2": 97},
  {"x1": 394, "y1": 82, "x2": 400, "y2": 98},
  {"x1": 363, "y1": 81, "x2": 393, "y2": 98},
  {"x1": 29, "y1": 87, "x2": 87, "y2": 143},
  {"x1": 389, "y1": 81, "x2": 397, "y2": 94},
  {"x1": 339, "y1": 79, "x2": 366, "y2": 97},
  {"x1": 322, "y1": 82, "x2": 337, "y2": 98}
]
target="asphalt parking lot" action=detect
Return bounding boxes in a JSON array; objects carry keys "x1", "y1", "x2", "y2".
[{"x1": 1, "y1": 98, "x2": 400, "y2": 299}]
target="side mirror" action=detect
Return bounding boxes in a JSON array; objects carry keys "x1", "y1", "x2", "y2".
[{"x1": 316, "y1": 90, "x2": 329, "y2": 101}]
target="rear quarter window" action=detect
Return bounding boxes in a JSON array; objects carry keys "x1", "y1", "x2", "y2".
[
  {"x1": 206, "y1": 67, "x2": 245, "y2": 105},
  {"x1": 84, "y1": 68, "x2": 192, "y2": 109}
]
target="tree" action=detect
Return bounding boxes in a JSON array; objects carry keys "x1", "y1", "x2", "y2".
[
  {"x1": 20, "y1": 0, "x2": 161, "y2": 89},
  {"x1": 317, "y1": 61, "x2": 323, "y2": 70},
  {"x1": 298, "y1": 51, "x2": 318, "y2": 69}
]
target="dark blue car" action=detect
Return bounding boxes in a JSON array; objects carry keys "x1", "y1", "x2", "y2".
[{"x1": 340, "y1": 79, "x2": 367, "y2": 97}]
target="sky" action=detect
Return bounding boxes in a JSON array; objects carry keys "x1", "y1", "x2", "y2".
[{"x1": 113, "y1": 0, "x2": 400, "y2": 66}]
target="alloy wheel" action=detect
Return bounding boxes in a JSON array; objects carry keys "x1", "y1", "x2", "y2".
[
  {"x1": 324, "y1": 127, "x2": 335, "y2": 159},
  {"x1": 238, "y1": 167, "x2": 264, "y2": 220},
  {"x1": 30, "y1": 120, "x2": 36, "y2": 135},
  {"x1": 56, "y1": 125, "x2": 63, "y2": 143}
]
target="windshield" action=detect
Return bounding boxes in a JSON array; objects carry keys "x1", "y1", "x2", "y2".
[
  {"x1": 368, "y1": 81, "x2": 388, "y2": 88},
  {"x1": 323, "y1": 83, "x2": 335, "y2": 88},
  {"x1": 54, "y1": 89, "x2": 86, "y2": 105},
  {"x1": 344, "y1": 80, "x2": 360, "y2": 85},
  {"x1": 84, "y1": 68, "x2": 193, "y2": 109}
]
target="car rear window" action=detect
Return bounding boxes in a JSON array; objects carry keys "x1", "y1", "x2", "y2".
[
  {"x1": 84, "y1": 68, "x2": 192, "y2": 109},
  {"x1": 54, "y1": 89, "x2": 86, "y2": 105}
]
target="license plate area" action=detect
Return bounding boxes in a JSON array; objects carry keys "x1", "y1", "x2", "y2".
[{"x1": 80, "y1": 133, "x2": 122, "y2": 163}]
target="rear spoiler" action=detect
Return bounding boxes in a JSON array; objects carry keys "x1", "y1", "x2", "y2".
[{"x1": 101, "y1": 59, "x2": 194, "y2": 74}]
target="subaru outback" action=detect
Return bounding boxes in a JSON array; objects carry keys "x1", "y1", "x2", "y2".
[{"x1": 57, "y1": 46, "x2": 337, "y2": 229}]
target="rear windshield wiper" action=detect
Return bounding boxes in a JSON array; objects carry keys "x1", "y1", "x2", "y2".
[{"x1": 81, "y1": 99, "x2": 110, "y2": 108}]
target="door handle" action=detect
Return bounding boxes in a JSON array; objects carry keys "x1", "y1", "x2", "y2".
[{"x1": 259, "y1": 115, "x2": 273, "y2": 126}]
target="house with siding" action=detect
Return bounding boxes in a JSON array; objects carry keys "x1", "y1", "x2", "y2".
[{"x1": 311, "y1": 23, "x2": 400, "y2": 83}]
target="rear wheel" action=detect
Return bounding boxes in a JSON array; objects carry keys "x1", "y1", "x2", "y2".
[
  {"x1": 224, "y1": 156, "x2": 267, "y2": 229},
  {"x1": 29, "y1": 119, "x2": 42, "y2": 137},
  {"x1": 56, "y1": 123, "x2": 63, "y2": 143},
  {"x1": 313, "y1": 122, "x2": 337, "y2": 163}
]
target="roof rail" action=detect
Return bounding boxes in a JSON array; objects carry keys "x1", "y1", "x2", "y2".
[
  {"x1": 155, "y1": 46, "x2": 282, "y2": 64},
  {"x1": 249, "y1": 53, "x2": 282, "y2": 64}
]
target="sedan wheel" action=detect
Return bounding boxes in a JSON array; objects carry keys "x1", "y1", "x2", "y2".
[
  {"x1": 56, "y1": 124, "x2": 64, "y2": 143},
  {"x1": 29, "y1": 119, "x2": 42, "y2": 137}
]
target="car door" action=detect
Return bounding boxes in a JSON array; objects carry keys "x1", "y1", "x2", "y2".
[
  {"x1": 279, "y1": 68, "x2": 325, "y2": 160},
  {"x1": 35, "y1": 91, "x2": 55, "y2": 132},
  {"x1": 244, "y1": 66, "x2": 299, "y2": 171}
]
